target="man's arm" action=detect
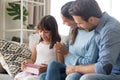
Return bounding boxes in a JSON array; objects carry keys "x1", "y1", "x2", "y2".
[{"x1": 66, "y1": 64, "x2": 95, "y2": 75}]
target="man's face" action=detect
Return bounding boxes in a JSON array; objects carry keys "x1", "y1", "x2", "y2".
[{"x1": 72, "y1": 16, "x2": 96, "y2": 31}]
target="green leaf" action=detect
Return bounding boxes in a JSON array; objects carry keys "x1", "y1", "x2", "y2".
[
  {"x1": 8, "y1": 3, "x2": 17, "y2": 9},
  {"x1": 13, "y1": 16, "x2": 20, "y2": 20},
  {"x1": 7, "y1": 2, "x2": 28, "y2": 21},
  {"x1": 6, "y1": 8, "x2": 15, "y2": 11},
  {"x1": 23, "y1": 8, "x2": 28, "y2": 16},
  {"x1": 8, "y1": 13, "x2": 18, "y2": 16}
]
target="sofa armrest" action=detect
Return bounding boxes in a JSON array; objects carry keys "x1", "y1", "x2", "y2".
[{"x1": 0, "y1": 74, "x2": 13, "y2": 80}]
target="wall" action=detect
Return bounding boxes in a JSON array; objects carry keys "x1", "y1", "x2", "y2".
[
  {"x1": 111, "y1": 0, "x2": 120, "y2": 21},
  {"x1": 0, "y1": 0, "x2": 3, "y2": 38},
  {"x1": 97, "y1": 0, "x2": 120, "y2": 21},
  {"x1": 50, "y1": 0, "x2": 74, "y2": 36}
]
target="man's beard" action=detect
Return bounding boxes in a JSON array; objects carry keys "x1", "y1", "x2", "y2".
[{"x1": 87, "y1": 25, "x2": 97, "y2": 32}]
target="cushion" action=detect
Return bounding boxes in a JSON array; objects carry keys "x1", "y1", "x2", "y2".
[{"x1": 0, "y1": 39, "x2": 32, "y2": 77}]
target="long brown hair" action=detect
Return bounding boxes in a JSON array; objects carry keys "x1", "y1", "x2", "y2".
[
  {"x1": 61, "y1": 1, "x2": 78, "y2": 45},
  {"x1": 70, "y1": 27, "x2": 78, "y2": 45},
  {"x1": 37, "y1": 15, "x2": 61, "y2": 49}
]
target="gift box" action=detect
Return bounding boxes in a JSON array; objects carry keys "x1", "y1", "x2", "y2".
[{"x1": 24, "y1": 64, "x2": 40, "y2": 75}]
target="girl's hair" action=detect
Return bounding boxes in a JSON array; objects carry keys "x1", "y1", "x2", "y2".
[
  {"x1": 37, "y1": 15, "x2": 61, "y2": 49},
  {"x1": 61, "y1": 1, "x2": 77, "y2": 45},
  {"x1": 69, "y1": 0, "x2": 102, "y2": 21}
]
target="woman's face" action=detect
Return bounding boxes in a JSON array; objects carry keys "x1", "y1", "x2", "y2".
[
  {"x1": 39, "y1": 29, "x2": 51, "y2": 43},
  {"x1": 61, "y1": 14, "x2": 76, "y2": 28}
]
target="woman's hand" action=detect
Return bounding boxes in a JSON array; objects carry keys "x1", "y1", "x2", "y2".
[{"x1": 54, "y1": 42, "x2": 68, "y2": 55}]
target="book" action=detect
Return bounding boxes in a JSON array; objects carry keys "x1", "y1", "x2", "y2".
[{"x1": 24, "y1": 64, "x2": 41, "y2": 75}]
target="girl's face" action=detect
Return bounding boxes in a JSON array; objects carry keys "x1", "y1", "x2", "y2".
[{"x1": 39, "y1": 29, "x2": 51, "y2": 43}]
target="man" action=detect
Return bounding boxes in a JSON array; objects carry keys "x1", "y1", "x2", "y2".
[{"x1": 68, "y1": 0, "x2": 120, "y2": 80}]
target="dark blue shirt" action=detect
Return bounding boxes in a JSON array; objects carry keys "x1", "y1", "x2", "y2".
[{"x1": 95, "y1": 12, "x2": 120, "y2": 74}]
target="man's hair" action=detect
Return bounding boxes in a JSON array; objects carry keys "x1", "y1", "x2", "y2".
[{"x1": 69, "y1": 0, "x2": 102, "y2": 21}]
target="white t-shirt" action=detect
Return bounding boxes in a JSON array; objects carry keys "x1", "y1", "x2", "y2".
[{"x1": 34, "y1": 42, "x2": 57, "y2": 65}]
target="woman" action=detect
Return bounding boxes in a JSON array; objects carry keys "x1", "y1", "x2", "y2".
[{"x1": 39, "y1": 1, "x2": 98, "y2": 80}]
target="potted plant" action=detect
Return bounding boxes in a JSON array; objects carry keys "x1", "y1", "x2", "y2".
[{"x1": 6, "y1": 2, "x2": 28, "y2": 25}]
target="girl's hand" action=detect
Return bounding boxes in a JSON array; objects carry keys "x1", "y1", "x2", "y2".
[
  {"x1": 21, "y1": 59, "x2": 33, "y2": 70},
  {"x1": 39, "y1": 64, "x2": 47, "y2": 73},
  {"x1": 21, "y1": 60, "x2": 27, "y2": 70}
]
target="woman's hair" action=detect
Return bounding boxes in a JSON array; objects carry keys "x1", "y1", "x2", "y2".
[
  {"x1": 61, "y1": 1, "x2": 74, "y2": 20},
  {"x1": 61, "y1": 1, "x2": 78, "y2": 45},
  {"x1": 69, "y1": 0, "x2": 102, "y2": 21},
  {"x1": 37, "y1": 15, "x2": 61, "y2": 49}
]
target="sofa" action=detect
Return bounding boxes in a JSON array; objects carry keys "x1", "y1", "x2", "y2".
[{"x1": 0, "y1": 64, "x2": 13, "y2": 80}]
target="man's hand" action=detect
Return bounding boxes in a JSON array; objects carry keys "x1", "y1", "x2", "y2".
[{"x1": 66, "y1": 66, "x2": 76, "y2": 75}]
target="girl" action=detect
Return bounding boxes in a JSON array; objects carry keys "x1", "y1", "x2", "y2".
[{"x1": 14, "y1": 15, "x2": 63, "y2": 80}]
